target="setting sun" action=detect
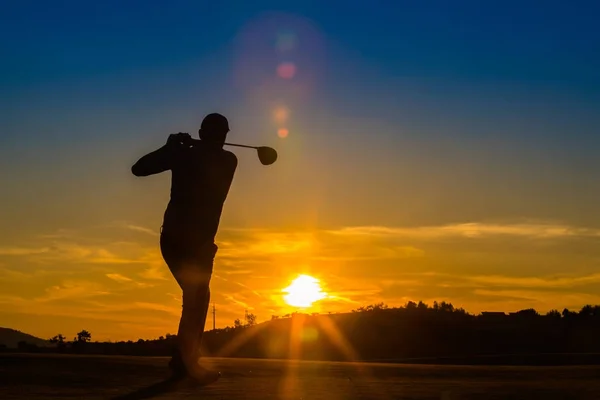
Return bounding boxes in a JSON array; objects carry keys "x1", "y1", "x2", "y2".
[{"x1": 283, "y1": 275, "x2": 327, "y2": 308}]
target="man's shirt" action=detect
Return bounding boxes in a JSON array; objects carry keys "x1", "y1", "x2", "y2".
[{"x1": 132, "y1": 140, "x2": 237, "y2": 245}]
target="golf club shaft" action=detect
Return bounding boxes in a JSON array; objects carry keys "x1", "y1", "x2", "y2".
[
  {"x1": 186, "y1": 137, "x2": 258, "y2": 150},
  {"x1": 224, "y1": 142, "x2": 258, "y2": 150}
]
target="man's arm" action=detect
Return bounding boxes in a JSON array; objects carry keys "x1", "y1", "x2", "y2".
[
  {"x1": 131, "y1": 133, "x2": 189, "y2": 177},
  {"x1": 131, "y1": 145, "x2": 174, "y2": 177}
]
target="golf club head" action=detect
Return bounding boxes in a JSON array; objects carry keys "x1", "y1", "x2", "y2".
[{"x1": 257, "y1": 146, "x2": 278, "y2": 165}]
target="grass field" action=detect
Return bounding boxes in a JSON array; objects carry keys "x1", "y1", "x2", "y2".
[{"x1": 1, "y1": 354, "x2": 599, "y2": 399}]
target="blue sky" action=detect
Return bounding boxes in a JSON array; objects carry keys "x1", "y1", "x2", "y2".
[
  {"x1": 2, "y1": 1, "x2": 600, "y2": 339},
  {"x1": 2, "y1": 0, "x2": 600, "y2": 234}
]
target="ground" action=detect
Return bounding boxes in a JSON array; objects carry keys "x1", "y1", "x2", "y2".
[{"x1": 1, "y1": 354, "x2": 599, "y2": 399}]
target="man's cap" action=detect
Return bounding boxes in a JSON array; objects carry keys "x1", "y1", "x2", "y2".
[{"x1": 201, "y1": 113, "x2": 230, "y2": 132}]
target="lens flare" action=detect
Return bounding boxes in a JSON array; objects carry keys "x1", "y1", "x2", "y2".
[
  {"x1": 277, "y1": 62, "x2": 296, "y2": 79},
  {"x1": 275, "y1": 32, "x2": 297, "y2": 52},
  {"x1": 273, "y1": 106, "x2": 290, "y2": 123},
  {"x1": 278, "y1": 128, "x2": 289, "y2": 138}
]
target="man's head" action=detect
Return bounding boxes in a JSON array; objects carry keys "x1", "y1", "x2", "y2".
[{"x1": 199, "y1": 113, "x2": 229, "y2": 147}]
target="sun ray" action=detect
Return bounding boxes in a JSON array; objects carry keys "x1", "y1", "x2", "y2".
[
  {"x1": 315, "y1": 316, "x2": 394, "y2": 399},
  {"x1": 278, "y1": 313, "x2": 305, "y2": 397},
  {"x1": 214, "y1": 322, "x2": 269, "y2": 358}
]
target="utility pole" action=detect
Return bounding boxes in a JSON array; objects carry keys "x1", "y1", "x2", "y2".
[{"x1": 212, "y1": 303, "x2": 216, "y2": 331}]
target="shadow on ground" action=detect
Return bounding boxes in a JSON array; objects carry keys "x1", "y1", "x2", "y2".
[
  {"x1": 1, "y1": 354, "x2": 600, "y2": 399},
  {"x1": 110, "y1": 375, "x2": 185, "y2": 400}
]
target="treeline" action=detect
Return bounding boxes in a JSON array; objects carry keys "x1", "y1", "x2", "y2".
[{"x1": 4, "y1": 302, "x2": 600, "y2": 364}]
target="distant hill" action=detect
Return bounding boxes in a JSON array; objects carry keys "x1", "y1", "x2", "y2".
[{"x1": 0, "y1": 328, "x2": 52, "y2": 348}]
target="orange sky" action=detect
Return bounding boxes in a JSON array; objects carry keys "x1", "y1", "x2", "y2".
[{"x1": 3, "y1": 217, "x2": 600, "y2": 341}]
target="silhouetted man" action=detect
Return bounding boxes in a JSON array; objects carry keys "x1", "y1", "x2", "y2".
[{"x1": 131, "y1": 113, "x2": 237, "y2": 384}]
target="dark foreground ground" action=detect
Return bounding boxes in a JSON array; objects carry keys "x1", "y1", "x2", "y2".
[{"x1": 1, "y1": 354, "x2": 599, "y2": 399}]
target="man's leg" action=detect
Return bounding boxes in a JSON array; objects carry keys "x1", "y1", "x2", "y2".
[
  {"x1": 177, "y1": 265, "x2": 210, "y2": 372},
  {"x1": 160, "y1": 233, "x2": 188, "y2": 376},
  {"x1": 192, "y1": 242, "x2": 217, "y2": 361},
  {"x1": 195, "y1": 286, "x2": 211, "y2": 359},
  {"x1": 161, "y1": 234, "x2": 218, "y2": 381}
]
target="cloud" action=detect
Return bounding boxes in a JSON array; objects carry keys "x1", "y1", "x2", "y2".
[
  {"x1": 468, "y1": 273, "x2": 600, "y2": 289},
  {"x1": 0, "y1": 247, "x2": 50, "y2": 256},
  {"x1": 139, "y1": 264, "x2": 169, "y2": 281},
  {"x1": 327, "y1": 222, "x2": 600, "y2": 240},
  {"x1": 221, "y1": 269, "x2": 253, "y2": 275},
  {"x1": 5, "y1": 219, "x2": 600, "y2": 341},
  {"x1": 471, "y1": 289, "x2": 600, "y2": 310},
  {"x1": 8, "y1": 242, "x2": 150, "y2": 265},
  {"x1": 88, "y1": 249, "x2": 146, "y2": 264},
  {"x1": 217, "y1": 231, "x2": 314, "y2": 259},
  {"x1": 105, "y1": 272, "x2": 155, "y2": 288},
  {"x1": 215, "y1": 229, "x2": 426, "y2": 266},
  {"x1": 0, "y1": 294, "x2": 27, "y2": 305},
  {"x1": 106, "y1": 273, "x2": 133, "y2": 283},
  {"x1": 224, "y1": 294, "x2": 251, "y2": 309},
  {"x1": 0, "y1": 266, "x2": 54, "y2": 280},
  {"x1": 133, "y1": 302, "x2": 180, "y2": 316},
  {"x1": 35, "y1": 280, "x2": 111, "y2": 302},
  {"x1": 122, "y1": 224, "x2": 159, "y2": 237}
]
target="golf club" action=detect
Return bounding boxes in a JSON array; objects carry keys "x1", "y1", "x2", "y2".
[
  {"x1": 224, "y1": 142, "x2": 278, "y2": 166},
  {"x1": 178, "y1": 135, "x2": 278, "y2": 166}
]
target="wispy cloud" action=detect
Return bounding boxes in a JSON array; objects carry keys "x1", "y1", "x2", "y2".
[
  {"x1": 105, "y1": 272, "x2": 155, "y2": 288},
  {"x1": 5, "y1": 219, "x2": 600, "y2": 341},
  {"x1": 138, "y1": 264, "x2": 169, "y2": 281},
  {"x1": 468, "y1": 273, "x2": 600, "y2": 289},
  {"x1": 133, "y1": 302, "x2": 180, "y2": 316},
  {"x1": 224, "y1": 294, "x2": 252, "y2": 309},
  {"x1": 36, "y1": 229, "x2": 76, "y2": 240},
  {"x1": 0, "y1": 247, "x2": 50, "y2": 256},
  {"x1": 123, "y1": 224, "x2": 159, "y2": 237},
  {"x1": 221, "y1": 269, "x2": 253, "y2": 275},
  {"x1": 472, "y1": 289, "x2": 600, "y2": 309},
  {"x1": 5, "y1": 241, "x2": 152, "y2": 266},
  {"x1": 106, "y1": 273, "x2": 133, "y2": 283},
  {"x1": 35, "y1": 280, "x2": 111, "y2": 302},
  {"x1": 328, "y1": 222, "x2": 600, "y2": 239}
]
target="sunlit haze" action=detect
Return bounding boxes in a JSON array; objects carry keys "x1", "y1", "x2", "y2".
[
  {"x1": 2, "y1": 2, "x2": 600, "y2": 342},
  {"x1": 283, "y1": 275, "x2": 327, "y2": 308}
]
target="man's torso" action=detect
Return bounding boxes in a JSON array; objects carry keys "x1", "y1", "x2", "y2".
[{"x1": 161, "y1": 143, "x2": 237, "y2": 245}]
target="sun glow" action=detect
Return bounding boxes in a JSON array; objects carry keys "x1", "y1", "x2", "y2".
[{"x1": 283, "y1": 275, "x2": 327, "y2": 308}]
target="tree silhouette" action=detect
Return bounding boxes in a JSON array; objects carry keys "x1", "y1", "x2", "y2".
[
  {"x1": 546, "y1": 309, "x2": 561, "y2": 318},
  {"x1": 514, "y1": 308, "x2": 539, "y2": 317},
  {"x1": 578, "y1": 304, "x2": 600, "y2": 318},
  {"x1": 12, "y1": 301, "x2": 600, "y2": 363},
  {"x1": 76, "y1": 330, "x2": 92, "y2": 343},
  {"x1": 49, "y1": 334, "x2": 67, "y2": 351},
  {"x1": 439, "y1": 301, "x2": 455, "y2": 312},
  {"x1": 50, "y1": 333, "x2": 66, "y2": 344},
  {"x1": 352, "y1": 302, "x2": 389, "y2": 312},
  {"x1": 245, "y1": 312, "x2": 257, "y2": 326}
]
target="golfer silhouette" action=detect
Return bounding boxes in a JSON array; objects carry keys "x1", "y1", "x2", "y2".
[{"x1": 131, "y1": 113, "x2": 237, "y2": 384}]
